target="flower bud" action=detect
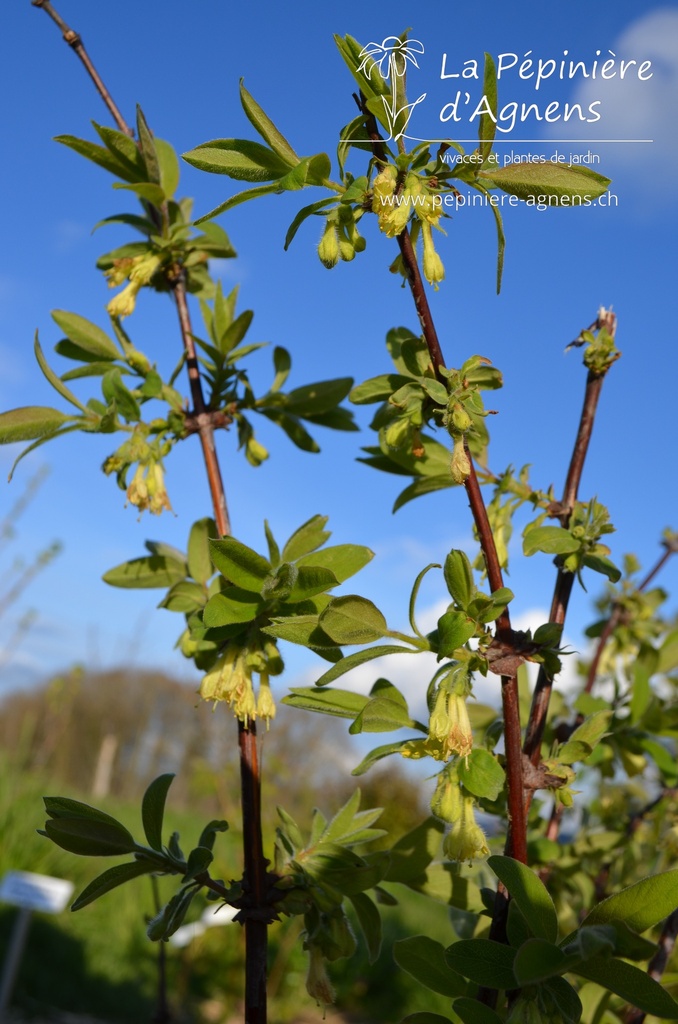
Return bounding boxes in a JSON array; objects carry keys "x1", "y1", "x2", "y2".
[
  {"x1": 421, "y1": 222, "x2": 445, "y2": 289},
  {"x1": 430, "y1": 768, "x2": 462, "y2": 824},
  {"x1": 450, "y1": 402, "x2": 472, "y2": 433},
  {"x1": 318, "y1": 220, "x2": 340, "y2": 269},
  {"x1": 245, "y1": 437, "x2": 269, "y2": 466},
  {"x1": 443, "y1": 794, "x2": 490, "y2": 863},
  {"x1": 107, "y1": 279, "x2": 142, "y2": 319}
]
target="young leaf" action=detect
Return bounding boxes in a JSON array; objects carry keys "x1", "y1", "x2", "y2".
[
  {"x1": 0, "y1": 406, "x2": 74, "y2": 445},
  {"x1": 349, "y1": 695, "x2": 416, "y2": 734},
  {"x1": 71, "y1": 860, "x2": 158, "y2": 911},
  {"x1": 102, "y1": 555, "x2": 188, "y2": 589},
  {"x1": 34, "y1": 332, "x2": 88, "y2": 413},
  {"x1": 458, "y1": 749, "x2": 505, "y2": 801},
  {"x1": 281, "y1": 514, "x2": 331, "y2": 562},
  {"x1": 141, "y1": 773, "x2": 175, "y2": 852},
  {"x1": 394, "y1": 935, "x2": 467, "y2": 997},
  {"x1": 239, "y1": 80, "x2": 299, "y2": 165},
  {"x1": 283, "y1": 687, "x2": 369, "y2": 719},
  {"x1": 478, "y1": 162, "x2": 611, "y2": 202},
  {"x1": 320, "y1": 596, "x2": 388, "y2": 644},
  {"x1": 444, "y1": 550, "x2": 475, "y2": 609},
  {"x1": 209, "y1": 537, "x2": 271, "y2": 591},
  {"x1": 512, "y1": 938, "x2": 573, "y2": 985},
  {"x1": 315, "y1": 645, "x2": 419, "y2": 686},
  {"x1": 523, "y1": 526, "x2": 580, "y2": 557},
  {"x1": 183, "y1": 139, "x2": 291, "y2": 181},
  {"x1": 51, "y1": 310, "x2": 120, "y2": 360},
  {"x1": 487, "y1": 855, "x2": 558, "y2": 943},
  {"x1": 187, "y1": 517, "x2": 218, "y2": 585},
  {"x1": 296, "y1": 544, "x2": 373, "y2": 583}
]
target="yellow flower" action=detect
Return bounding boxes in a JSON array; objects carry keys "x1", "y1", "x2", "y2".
[
  {"x1": 306, "y1": 945, "x2": 335, "y2": 1009},
  {"x1": 126, "y1": 463, "x2": 150, "y2": 511},
  {"x1": 443, "y1": 794, "x2": 490, "y2": 863},
  {"x1": 256, "y1": 675, "x2": 276, "y2": 728},
  {"x1": 421, "y1": 222, "x2": 445, "y2": 289},
  {"x1": 107, "y1": 279, "x2": 142, "y2": 319},
  {"x1": 145, "y1": 462, "x2": 172, "y2": 515},
  {"x1": 430, "y1": 768, "x2": 462, "y2": 824},
  {"x1": 429, "y1": 688, "x2": 474, "y2": 762}
]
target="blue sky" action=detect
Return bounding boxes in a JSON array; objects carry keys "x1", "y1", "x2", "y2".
[{"x1": 0, "y1": 0, "x2": 676, "y2": 707}]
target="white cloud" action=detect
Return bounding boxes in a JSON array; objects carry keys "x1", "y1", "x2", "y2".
[{"x1": 548, "y1": 9, "x2": 678, "y2": 204}]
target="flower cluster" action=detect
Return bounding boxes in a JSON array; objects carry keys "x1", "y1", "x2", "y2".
[
  {"x1": 199, "y1": 644, "x2": 278, "y2": 727},
  {"x1": 106, "y1": 253, "x2": 163, "y2": 319},
  {"x1": 371, "y1": 166, "x2": 446, "y2": 287}
]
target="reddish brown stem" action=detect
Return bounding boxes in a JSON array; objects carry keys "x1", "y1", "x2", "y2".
[
  {"x1": 34, "y1": 6, "x2": 265, "y2": 1019},
  {"x1": 624, "y1": 909, "x2": 678, "y2": 1024},
  {"x1": 173, "y1": 277, "x2": 232, "y2": 536},
  {"x1": 32, "y1": 1, "x2": 133, "y2": 136},
  {"x1": 523, "y1": 336, "x2": 612, "y2": 767}
]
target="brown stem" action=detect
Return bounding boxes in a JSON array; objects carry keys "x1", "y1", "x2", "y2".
[
  {"x1": 359, "y1": 97, "x2": 526, "y2": 878},
  {"x1": 172, "y1": 276, "x2": 232, "y2": 537},
  {"x1": 34, "y1": 6, "x2": 265, "y2": 1018},
  {"x1": 32, "y1": 1, "x2": 133, "y2": 136},
  {"x1": 523, "y1": 312, "x2": 615, "y2": 768}
]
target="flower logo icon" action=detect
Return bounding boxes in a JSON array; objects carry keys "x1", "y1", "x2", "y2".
[{"x1": 358, "y1": 36, "x2": 427, "y2": 141}]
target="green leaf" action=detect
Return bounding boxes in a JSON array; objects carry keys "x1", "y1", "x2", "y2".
[
  {"x1": 542, "y1": 978, "x2": 582, "y2": 1024},
  {"x1": 136, "y1": 105, "x2": 160, "y2": 184},
  {"x1": 523, "y1": 526, "x2": 580, "y2": 557},
  {"x1": 487, "y1": 855, "x2": 558, "y2": 943},
  {"x1": 444, "y1": 939, "x2": 516, "y2": 989},
  {"x1": 55, "y1": 134, "x2": 141, "y2": 182},
  {"x1": 159, "y1": 582, "x2": 205, "y2": 615},
  {"x1": 571, "y1": 957, "x2": 678, "y2": 1018},
  {"x1": 34, "y1": 332, "x2": 88, "y2": 412},
  {"x1": 283, "y1": 687, "x2": 368, "y2": 719},
  {"x1": 284, "y1": 196, "x2": 338, "y2": 250},
  {"x1": 192, "y1": 182, "x2": 284, "y2": 224},
  {"x1": 394, "y1": 936, "x2": 467, "y2": 997},
  {"x1": 568, "y1": 711, "x2": 612, "y2": 749},
  {"x1": 197, "y1": 819, "x2": 229, "y2": 851},
  {"x1": 141, "y1": 774, "x2": 175, "y2": 852},
  {"x1": 393, "y1": 475, "x2": 456, "y2": 512},
  {"x1": 183, "y1": 846, "x2": 214, "y2": 881},
  {"x1": 209, "y1": 537, "x2": 271, "y2": 591},
  {"x1": 351, "y1": 739, "x2": 417, "y2": 776},
  {"x1": 72, "y1": 860, "x2": 158, "y2": 911},
  {"x1": 113, "y1": 181, "x2": 166, "y2": 205},
  {"x1": 202, "y1": 589, "x2": 263, "y2": 627},
  {"x1": 263, "y1": 616, "x2": 340, "y2": 658},
  {"x1": 44, "y1": 796, "x2": 126, "y2": 827},
  {"x1": 239, "y1": 80, "x2": 299, "y2": 164},
  {"x1": 581, "y1": 870, "x2": 678, "y2": 933},
  {"x1": 444, "y1": 550, "x2": 475, "y2": 609},
  {"x1": 282, "y1": 515, "x2": 330, "y2": 561},
  {"x1": 349, "y1": 892, "x2": 382, "y2": 963},
  {"x1": 458, "y1": 749, "x2": 505, "y2": 801},
  {"x1": 350, "y1": 373, "x2": 411, "y2": 405},
  {"x1": 478, "y1": 53, "x2": 498, "y2": 160},
  {"x1": 288, "y1": 566, "x2": 339, "y2": 602},
  {"x1": 51, "y1": 310, "x2": 119, "y2": 360},
  {"x1": 284, "y1": 378, "x2": 353, "y2": 417},
  {"x1": 296, "y1": 544, "x2": 374, "y2": 583},
  {"x1": 183, "y1": 138, "x2": 291, "y2": 181},
  {"x1": 315, "y1": 645, "x2": 419, "y2": 687},
  {"x1": 320, "y1": 596, "x2": 388, "y2": 644},
  {"x1": 43, "y1": 817, "x2": 137, "y2": 857},
  {"x1": 349, "y1": 694, "x2": 415, "y2": 734},
  {"x1": 155, "y1": 137, "x2": 180, "y2": 199},
  {"x1": 436, "y1": 609, "x2": 477, "y2": 657},
  {"x1": 0, "y1": 406, "x2": 73, "y2": 445},
  {"x1": 582, "y1": 553, "x2": 622, "y2": 583},
  {"x1": 102, "y1": 555, "x2": 187, "y2": 589},
  {"x1": 260, "y1": 408, "x2": 319, "y2": 452},
  {"x1": 147, "y1": 886, "x2": 198, "y2": 942},
  {"x1": 187, "y1": 517, "x2": 218, "y2": 585},
  {"x1": 453, "y1": 998, "x2": 503, "y2": 1024},
  {"x1": 513, "y1": 938, "x2": 573, "y2": 985},
  {"x1": 478, "y1": 162, "x2": 611, "y2": 202}
]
